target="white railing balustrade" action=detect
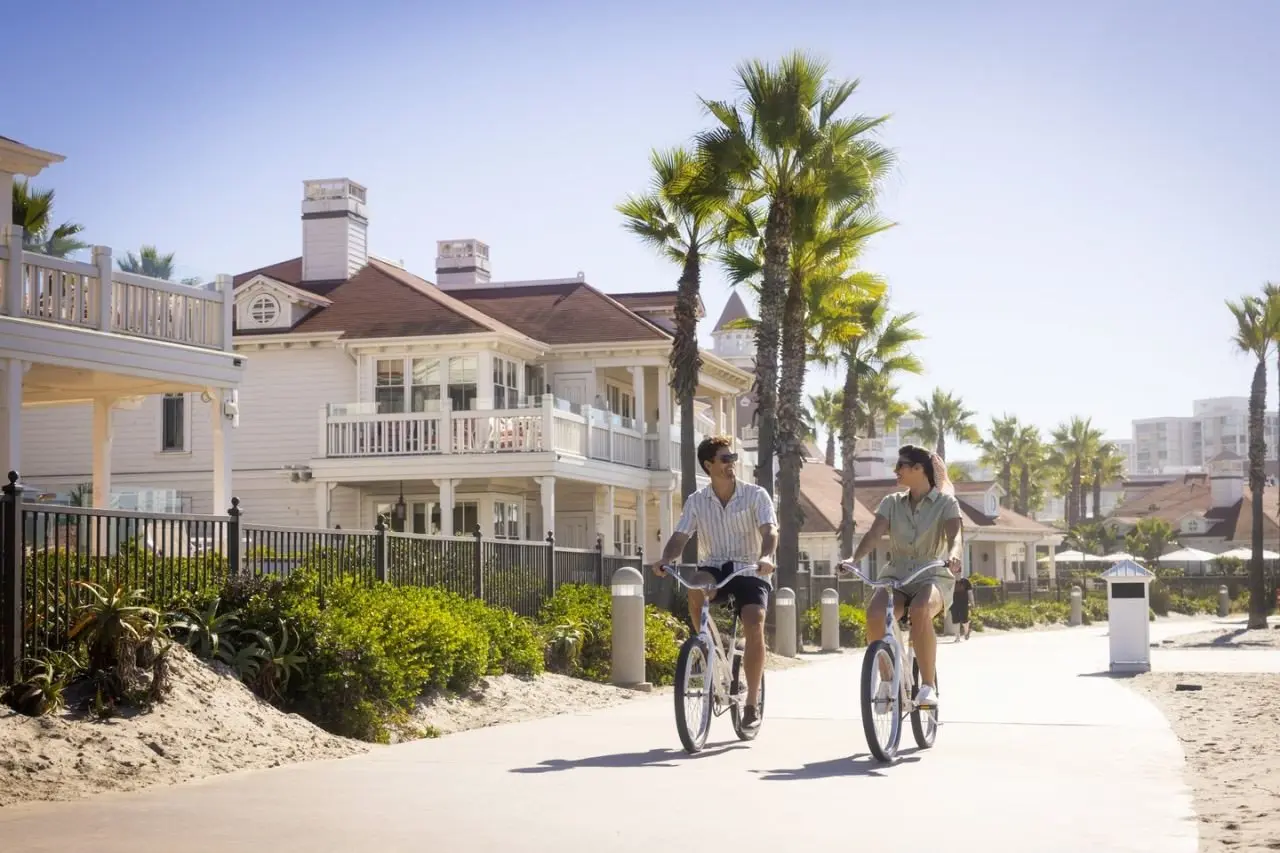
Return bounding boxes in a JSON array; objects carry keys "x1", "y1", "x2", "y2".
[
  {"x1": 0, "y1": 227, "x2": 231, "y2": 352},
  {"x1": 320, "y1": 396, "x2": 657, "y2": 470}
]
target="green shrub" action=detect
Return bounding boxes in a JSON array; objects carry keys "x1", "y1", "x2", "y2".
[
  {"x1": 968, "y1": 574, "x2": 1000, "y2": 587},
  {"x1": 537, "y1": 583, "x2": 687, "y2": 686},
  {"x1": 1082, "y1": 597, "x2": 1108, "y2": 625},
  {"x1": 801, "y1": 602, "x2": 867, "y2": 648},
  {"x1": 975, "y1": 602, "x2": 1037, "y2": 630}
]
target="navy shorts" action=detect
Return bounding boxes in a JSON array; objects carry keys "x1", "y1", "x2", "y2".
[{"x1": 702, "y1": 561, "x2": 771, "y2": 617}]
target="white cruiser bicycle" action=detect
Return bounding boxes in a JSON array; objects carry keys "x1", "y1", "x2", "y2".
[
  {"x1": 836, "y1": 559, "x2": 947, "y2": 762},
  {"x1": 659, "y1": 562, "x2": 766, "y2": 754}
]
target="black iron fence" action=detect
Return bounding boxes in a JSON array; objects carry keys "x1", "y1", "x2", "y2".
[{"x1": 0, "y1": 472, "x2": 655, "y2": 684}]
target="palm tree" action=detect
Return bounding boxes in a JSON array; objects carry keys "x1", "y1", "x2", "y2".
[
  {"x1": 808, "y1": 388, "x2": 842, "y2": 467},
  {"x1": 11, "y1": 178, "x2": 88, "y2": 258},
  {"x1": 1012, "y1": 424, "x2": 1048, "y2": 517},
  {"x1": 1227, "y1": 292, "x2": 1277, "y2": 629},
  {"x1": 979, "y1": 415, "x2": 1021, "y2": 508},
  {"x1": 947, "y1": 463, "x2": 972, "y2": 483},
  {"x1": 854, "y1": 370, "x2": 909, "y2": 438},
  {"x1": 1049, "y1": 417, "x2": 1102, "y2": 528},
  {"x1": 908, "y1": 388, "x2": 980, "y2": 463},
  {"x1": 118, "y1": 245, "x2": 177, "y2": 280},
  {"x1": 618, "y1": 147, "x2": 725, "y2": 550},
  {"x1": 697, "y1": 51, "x2": 894, "y2": 500},
  {"x1": 826, "y1": 297, "x2": 923, "y2": 556},
  {"x1": 1124, "y1": 517, "x2": 1177, "y2": 572},
  {"x1": 1089, "y1": 441, "x2": 1126, "y2": 520}
]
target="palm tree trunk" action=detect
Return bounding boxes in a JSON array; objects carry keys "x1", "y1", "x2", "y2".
[
  {"x1": 775, "y1": 272, "x2": 807, "y2": 623},
  {"x1": 1018, "y1": 466, "x2": 1030, "y2": 516},
  {"x1": 672, "y1": 250, "x2": 703, "y2": 563},
  {"x1": 1092, "y1": 462, "x2": 1103, "y2": 520},
  {"x1": 1000, "y1": 465, "x2": 1012, "y2": 509},
  {"x1": 824, "y1": 432, "x2": 835, "y2": 468},
  {"x1": 754, "y1": 197, "x2": 792, "y2": 498},
  {"x1": 936, "y1": 435, "x2": 946, "y2": 463},
  {"x1": 838, "y1": 357, "x2": 859, "y2": 559},
  {"x1": 1248, "y1": 359, "x2": 1268, "y2": 629}
]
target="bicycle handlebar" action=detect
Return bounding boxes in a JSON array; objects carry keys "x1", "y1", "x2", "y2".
[
  {"x1": 835, "y1": 559, "x2": 949, "y2": 589},
  {"x1": 658, "y1": 562, "x2": 765, "y2": 592}
]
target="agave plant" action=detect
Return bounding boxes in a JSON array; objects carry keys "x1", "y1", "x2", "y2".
[
  {"x1": 168, "y1": 599, "x2": 240, "y2": 660},
  {"x1": 240, "y1": 619, "x2": 307, "y2": 701},
  {"x1": 3, "y1": 651, "x2": 81, "y2": 716},
  {"x1": 68, "y1": 581, "x2": 158, "y2": 673}
]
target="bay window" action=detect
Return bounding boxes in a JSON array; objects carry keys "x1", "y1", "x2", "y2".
[
  {"x1": 493, "y1": 356, "x2": 520, "y2": 410},
  {"x1": 375, "y1": 357, "x2": 442, "y2": 413},
  {"x1": 493, "y1": 500, "x2": 522, "y2": 540},
  {"x1": 449, "y1": 356, "x2": 478, "y2": 411}
]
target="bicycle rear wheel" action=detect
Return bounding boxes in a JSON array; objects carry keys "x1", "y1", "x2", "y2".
[
  {"x1": 909, "y1": 657, "x2": 938, "y2": 750},
  {"x1": 860, "y1": 639, "x2": 901, "y2": 762},
  {"x1": 674, "y1": 636, "x2": 713, "y2": 753},
  {"x1": 729, "y1": 654, "x2": 764, "y2": 741}
]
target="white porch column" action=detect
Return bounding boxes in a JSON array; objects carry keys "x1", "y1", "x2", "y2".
[
  {"x1": 434, "y1": 478, "x2": 457, "y2": 535},
  {"x1": 315, "y1": 482, "x2": 330, "y2": 529},
  {"x1": 1025, "y1": 540, "x2": 1040, "y2": 583},
  {"x1": 595, "y1": 485, "x2": 616, "y2": 553},
  {"x1": 91, "y1": 397, "x2": 116, "y2": 509},
  {"x1": 717, "y1": 395, "x2": 727, "y2": 435},
  {"x1": 210, "y1": 388, "x2": 234, "y2": 515},
  {"x1": 658, "y1": 487, "x2": 674, "y2": 547},
  {"x1": 0, "y1": 358, "x2": 23, "y2": 479},
  {"x1": 657, "y1": 365, "x2": 672, "y2": 470},
  {"x1": 536, "y1": 476, "x2": 556, "y2": 540},
  {"x1": 636, "y1": 489, "x2": 649, "y2": 557},
  {"x1": 1049, "y1": 546, "x2": 1058, "y2": 585},
  {"x1": 631, "y1": 365, "x2": 646, "y2": 436}
]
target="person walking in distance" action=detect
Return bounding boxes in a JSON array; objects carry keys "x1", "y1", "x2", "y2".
[
  {"x1": 652, "y1": 435, "x2": 778, "y2": 730},
  {"x1": 951, "y1": 573, "x2": 974, "y2": 641},
  {"x1": 840, "y1": 444, "x2": 963, "y2": 709}
]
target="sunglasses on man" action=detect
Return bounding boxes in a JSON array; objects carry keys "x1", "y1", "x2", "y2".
[{"x1": 716, "y1": 453, "x2": 739, "y2": 464}]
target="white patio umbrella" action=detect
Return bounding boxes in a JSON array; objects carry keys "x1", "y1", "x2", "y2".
[
  {"x1": 1217, "y1": 547, "x2": 1280, "y2": 561},
  {"x1": 1101, "y1": 551, "x2": 1140, "y2": 563},
  {"x1": 1038, "y1": 550, "x2": 1105, "y2": 563},
  {"x1": 1159, "y1": 547, "x2": 1218, "y2": 563}
]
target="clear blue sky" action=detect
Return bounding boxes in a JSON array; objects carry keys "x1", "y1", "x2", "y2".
[{"x1": 8, "y1": 0, "x2": 1277, "y2": 458}]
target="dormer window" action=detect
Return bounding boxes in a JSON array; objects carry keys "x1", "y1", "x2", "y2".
[{"x1": 249, "y1": 294, "x2": 280, "y2": 326}]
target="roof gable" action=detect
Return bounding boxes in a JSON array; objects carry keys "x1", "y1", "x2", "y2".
[
  {"x1": 235, "y1": 274, "x2": 331, "y2": 309},
  {"x1": 453, "y1": 281, "x2": 670, "y2": 345},
  {"x1": 713, "y1": 291, "x2": 752, "y2": 331}
]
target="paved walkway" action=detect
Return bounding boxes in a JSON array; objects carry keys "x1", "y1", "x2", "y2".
[{"x1": 0, "y1": 624, "x2": 1203, "y2": 852}]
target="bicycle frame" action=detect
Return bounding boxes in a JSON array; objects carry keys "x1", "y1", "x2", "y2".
[
  {"x1": 838, "y1": 560, "x2": 947, "y2": 710},
  {"x1": 662, "y1": 562, "x2": 760, "y2": 712}
]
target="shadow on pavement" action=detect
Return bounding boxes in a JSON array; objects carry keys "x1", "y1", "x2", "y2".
[
  {"x1": 1077, "y1": 671, "x2": 1138, "y2": 680},
  {"x1": 754, "y1": 752, "x2": 921, "y2": 781},
  {"x1": 510, "y1": 743, "x2": 748, "y2": 773}
]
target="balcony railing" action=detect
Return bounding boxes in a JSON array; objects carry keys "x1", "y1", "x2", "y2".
[
  {"x1": 0, "y1": 228, "x2": 232, "y2": 352},
  {"x1": 321, "y1": 396, "x2": 669, "y2": 470}
]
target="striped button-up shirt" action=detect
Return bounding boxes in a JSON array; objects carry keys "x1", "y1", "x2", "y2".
[{"x1": 675, "y1": 482, "x2": 778, "y2": 583}]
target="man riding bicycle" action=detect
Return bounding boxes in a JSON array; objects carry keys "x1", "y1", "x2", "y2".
[
  {"x1": 842, "y1": 444, "x2": 963, "y2": 710},
  {"x1": 652, "y1": 435, "x2": 778, "y2": 731}
]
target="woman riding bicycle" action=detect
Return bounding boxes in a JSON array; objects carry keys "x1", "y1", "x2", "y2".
[{"x1": 844, "y1": 444, "x2": 963, "y2": 710}]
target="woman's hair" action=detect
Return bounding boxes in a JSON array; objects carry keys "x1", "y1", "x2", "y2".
[{"x1": 898, "y1": 444, "x2": 955, "y2": 496}]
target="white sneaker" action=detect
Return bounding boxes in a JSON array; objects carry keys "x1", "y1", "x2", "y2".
[{"x1": 916, "y1": 683, "x2": 938, "y2": 710}]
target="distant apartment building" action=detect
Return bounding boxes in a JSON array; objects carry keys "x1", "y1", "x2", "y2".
[{"x1": 1132, "y1": 397, "x2": 1278, "y2": 474}]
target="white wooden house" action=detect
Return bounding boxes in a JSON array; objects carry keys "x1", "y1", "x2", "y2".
[
  {"x1": 16, "y1": 177, "x2": 751, "y2": 555},
  {"x1": 1, "y1": 136, "x2": 242, "y2": 512}
]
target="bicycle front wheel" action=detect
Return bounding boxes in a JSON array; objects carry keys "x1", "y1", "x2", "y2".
[
  {"x1": 674, "y1": 636, "x2": 713, "y2": 753},
  {"x1": 860, "y1": 639, "x2": 901, "y2": 762}
]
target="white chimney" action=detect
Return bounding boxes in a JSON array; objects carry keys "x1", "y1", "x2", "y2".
[
  {"x1": 435, "y1": 239, "x2": 491, "y2": 290},
  {"x1": 301, "y1": 178, "x2": 368, "y2": 282},
  {"x1": 1207, "y1": 451, "x2": 1245, "y2": 509},
  {"x1": 853, "y1": 437, "x2": 890, "y2": 480}
]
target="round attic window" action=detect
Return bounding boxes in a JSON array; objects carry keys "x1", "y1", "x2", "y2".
[{"x1": 249, "y1": 294, "x2": 280, "y2": 326}]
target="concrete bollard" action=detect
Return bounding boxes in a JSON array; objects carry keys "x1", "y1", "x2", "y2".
[
  {"x1": 774, "y1": 588, "x2": 797, "y2": 657},
  {"x1": 1218, "y1": 585, "x2": 1230, "y2": 618},
  {"x1": 820, "y1": 588, "x2": 840, "y2": 652},
  {"x1": 611, "y1": 567, "x2": 650, "y2": 690},
  {"x1": 1070, "y1": 586, "x2": 1082, "y2": 626}
]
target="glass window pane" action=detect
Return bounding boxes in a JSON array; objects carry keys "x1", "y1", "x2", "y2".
[
  {"x1": 376, "y1": 387, "x2": 405, "y2": 413},
  {"x1": 450, "y1": 356, "x2": 477, "y2": 383},
  {"x1": 376, "y1": 359, "x2": 403, "y2": 386},
  {"x1": 411, "y1": 358, "x2": 439, "y2": 385}
]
